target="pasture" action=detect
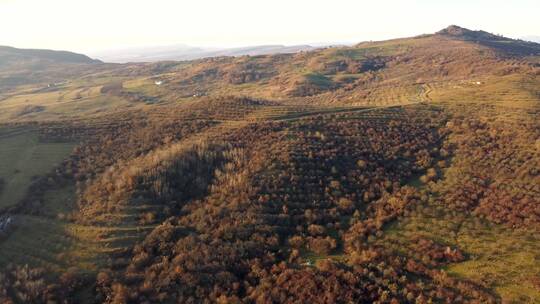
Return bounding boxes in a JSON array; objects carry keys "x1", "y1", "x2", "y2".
[{"x1": 0, "y1": 129, "x2": 75, "y2": 209}]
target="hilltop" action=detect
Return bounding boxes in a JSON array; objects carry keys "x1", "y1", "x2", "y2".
[
  {"x1": 0, "y1": 46, "x2": 103, "y2": 90},
  {"x1": 436, "y1": 25, "x2": 540, "y2": 56},
  {"x1": 0, "y1": 46, "x2": 101, "y2": 65}
]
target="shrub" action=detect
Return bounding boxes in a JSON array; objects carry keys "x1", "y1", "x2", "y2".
[{"x1": 308, "y1": 237, "x2": 337, "y2": 255}]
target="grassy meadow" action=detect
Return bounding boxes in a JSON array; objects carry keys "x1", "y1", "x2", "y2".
[
  {"x1": 381, "y1": 203, "x2": 540, "y2": 303},
  {"x1": 0, "y1": 129, "x2": 75, "y2": 209}
]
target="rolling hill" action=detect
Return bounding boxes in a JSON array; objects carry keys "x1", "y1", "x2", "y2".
[
  {"x1": 0, "y1": 46, "x2": 103, "y2": 91},
  {"x1": 2, "y1": 25, "x2": 538, "y2": 123},
  {"x1": 0, "y1": 46, "x2": 101, "y2": 65},
  {"x1": 0, "y1": 26, "x2": 538, "y2": 303}
]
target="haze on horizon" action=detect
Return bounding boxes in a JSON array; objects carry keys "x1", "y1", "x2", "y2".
[{"x1": 1, "y1": 0, "x2": 539, "y2": 54}]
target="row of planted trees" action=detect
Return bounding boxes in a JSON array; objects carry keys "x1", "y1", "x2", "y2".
[
  {"x1": 0, "y1": 102, "x2": 519, "y2": 303},
  {"x1": 432, "y1": 104, "x2": 540, "y2": 228},
  {"x1": 94, "y1": 106, "x2": 497, "y2": 303}
]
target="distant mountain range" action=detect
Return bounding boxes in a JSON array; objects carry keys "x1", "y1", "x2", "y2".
[{"x1": 88, "y1": 44, "x2": 331, "y2": 63}]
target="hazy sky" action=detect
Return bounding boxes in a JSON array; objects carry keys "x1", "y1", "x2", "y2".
[{"x1": 1, "y1": 0, "x2": 538, "y2": 53}]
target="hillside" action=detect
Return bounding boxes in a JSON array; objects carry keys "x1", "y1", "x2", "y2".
[
  {"x1": 437, "y1": 25, "x2": 540, "y2": 56},
  {"x1": 116, "y1": 25, "x2": 539, "y2": 104},
  {"x1": 1, "y1": 25, "x2": 539, "y2": 122},
  {"x1": 0, "y1": 46, "x2": 103, "y2": 91},
  {"x1": 0, "y1": 46, "x2": 100, "y2": 65},
  {"x1": 0, "y1": 26, "x2": 538, "y2": 303}
]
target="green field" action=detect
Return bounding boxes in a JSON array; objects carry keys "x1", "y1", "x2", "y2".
[
  {"x1": 0, "y1": 182, "x2": 155, "y2": 276},
  {"x1": 0, "y1": 129, "x2": 75, "y2": 209},
  {"x1": 0, "y1": 184, "x2": 104, "y2": 274},
  {"x1": 381, "y1": 204, "x2": 540, "y2": 303},
  {"x1": 0, "y1": 127, "x2": 159, "y2": 279}
]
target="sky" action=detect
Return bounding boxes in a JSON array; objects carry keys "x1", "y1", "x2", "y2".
[{"x1": 0, "y1": 0, "x2": 538, "y2": 54}]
